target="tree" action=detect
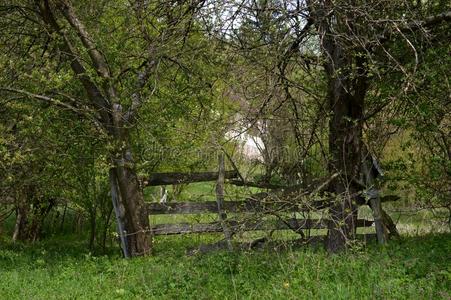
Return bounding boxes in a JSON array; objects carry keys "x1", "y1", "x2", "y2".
[
  {"x1": 1, "y1": 0, "x2": 206, "y2": 256},
  {"x1": 207, "y1": 0, "x2": 450, "y2": 252},
  {"x1": 0, "y1": 97, "x2": 83, "y2": 241},
  {"x1": 309, "y1": 0, "x2": 450, "y2": 252}
]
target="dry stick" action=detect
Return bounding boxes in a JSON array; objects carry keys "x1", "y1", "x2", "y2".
[
  {"x1": 227, "y1": 180, "x2": 286, "y2": 189},
  {"x1": 311, "y1": 173, "x2": 339, "y2": 194},
  {"x1": 271, "y1": 210, "x2": 306, "y2": 239},
  {"x1": 216, "y1": 153, "x2": 234, "y2": 251}
]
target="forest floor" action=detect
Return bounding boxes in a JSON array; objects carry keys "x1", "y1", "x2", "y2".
[{"x1": 0, "y1": 229, "x2": 450, "y2": 299}]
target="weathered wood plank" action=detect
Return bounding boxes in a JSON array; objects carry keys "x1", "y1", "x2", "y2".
[
  {"x1": 143, "y1": 171, "x2": 238, "y2": 186},
  {"x1": 147, "y1": 199, "x2": 330, "y2": 215},
  {"x1": 151, "y1": 218, "x2": 373, "y2": 235},
  {"x1": 147, "y1": 196, "x2": 397, "y2": 215},
  {"x1": 228, "y1": 173, "x2": 340, "y2": 191}
]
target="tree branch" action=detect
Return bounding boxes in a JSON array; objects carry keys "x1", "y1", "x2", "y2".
[
  {"x1": 0, "y1": 87, "x2": 103, "y2": 129},
  {"x1": 34, "y1": 0, "x2": 113, "y2": 131},
  {"x1": 58, "y1": 1, "x2": 111, "y2": 79},
  {"x1": 1, "y1": 87, "x2": 82, "y2": 113}
]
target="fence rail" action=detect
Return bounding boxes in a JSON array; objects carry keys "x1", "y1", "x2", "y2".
[
  {"x1": 148, "y1": 198, "x2": 375, "y2": 236},
  {"x1": 147, "y1": 197, "x2": 398, "y2": 216},
  {"x1": 147, "y1": 199, "x2": 333, "y2": 215},
  {"x1": 143, "y1": 171, "x2": 238, "y2": 186},
  {"x1": 142, "y1": 162, "x2": 393, "y2": 245},
  {"x1": 150, "y1": 218, "x2": 374, "y2": 235}
]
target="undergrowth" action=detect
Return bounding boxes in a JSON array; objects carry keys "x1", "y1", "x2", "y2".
[{"x1": 0, "y1": 233, "x2": 450, "y2": 299}]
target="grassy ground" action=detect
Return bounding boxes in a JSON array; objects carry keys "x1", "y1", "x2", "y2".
[
  {"x1": 0, "y1": 232, "x2": 450, "y2": 299},
  {"x1": 1, "y1": 183, "x2": 449, "y2": 299}
]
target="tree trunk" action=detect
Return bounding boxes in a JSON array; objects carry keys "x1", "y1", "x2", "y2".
[
  {"x1": 112, "y1": 148, "x2": 152, "y2": 256},
  {"x1": 108, "y1": 99, "x2": 152, "y2": 256},
  {"x1": 318, "y1": 5, "x2": 367, "y2": 252},
  {"x1": 34, "y1": 1, "x2": 152, "y2": 257},
  {"x1": 101, "y1": 207, "x2": 113, "y2": 253},
  {"x1": 88, "y1": 207, "x2": 97, "y2": 250},
  {"x1": 60, "y1": 203, "x2": 67, "y2": 233},
  {"x1": 12, "y1": 194, "x2": 29, "y2": 242},
  {"x1": 12, "y1": 189, "x2": 55, "y2": 242},
  {"x1": 323, "y1": 51, "x2": 365, "y2": 251}
]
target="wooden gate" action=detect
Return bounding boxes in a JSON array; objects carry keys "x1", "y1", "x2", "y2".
[{"x1": 143, "y1": 155, "x2": 379, "y2": 251}]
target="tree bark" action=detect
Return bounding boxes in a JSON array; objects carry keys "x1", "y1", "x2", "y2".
[
  {"x1": 110, "y1": 124, "x2": 152, "y2": 256},
  {"x1": 12, "y1": 193, "x2": 29, "y2": 242},
  {"x1": 315, "y1": 2, "x2": 367, "y2": 253},
  {"x1": 88, "y1": 207, "x2": 97, "y2": 250},
  {"x1": 114, "y1": 161, "x2": 152, "y2": 256},
  {"x1": 324, "y1": 53, "x2": 363, "y2": 252}
]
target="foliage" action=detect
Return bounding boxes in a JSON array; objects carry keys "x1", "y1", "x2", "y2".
[
  {"x1": 0, "y1": 0, "x2": 450, "y2": 256},
  {"x1": 0, "y1": 233, "x2": 449, "y2": 299}
]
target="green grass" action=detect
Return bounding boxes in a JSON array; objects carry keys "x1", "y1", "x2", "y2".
[
  {"x1": 1, "y1": 182, "x2": 449, "y2": 299},
  {"x1": 0, "y1": 232, "x2": 450, "y2": 299}
]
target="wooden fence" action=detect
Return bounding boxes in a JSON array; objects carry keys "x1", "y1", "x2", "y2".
[{"x1": 145, "y1": 154, "x2": 376, "y2": 248}]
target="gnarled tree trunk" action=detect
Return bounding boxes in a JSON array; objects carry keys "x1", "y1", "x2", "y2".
[
  {"x1": 316, "y1": 2, "x2": 367, "y2": 252},
  {"x1": 113, "y1": 154, "x2": 151, "y2": 256},
  {"x1": 325, "y1": 74, "x2": 364, "y2": 252}
]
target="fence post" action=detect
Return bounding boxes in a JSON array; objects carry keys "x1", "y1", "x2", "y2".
[
  {"x1": 367, "y1": 188, "x2": 387, "y2": 244},
  {"x1": 216, "y1": 153, "x2": 233, "y2": 250},
  {"x1": 109, "y1": 168, "x2": 130, "y2": 258},
  {"x1": 363, "y1": 157, "x2": 388, "y2": 244}
]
